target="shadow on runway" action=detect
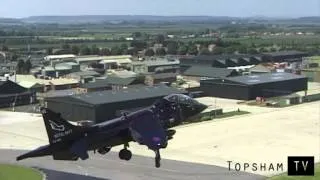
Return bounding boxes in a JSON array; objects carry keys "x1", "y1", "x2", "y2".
[{"x1": 39, "y1": 168, "x2": 110, "y2": 180}]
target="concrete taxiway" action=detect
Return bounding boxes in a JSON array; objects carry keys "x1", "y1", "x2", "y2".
[
  {"x1": 0, "y1": 100, "x2": 319, "y2": 178},
  {"x1": 0, "y1": 149, "x2": 265, "y2": 180}
]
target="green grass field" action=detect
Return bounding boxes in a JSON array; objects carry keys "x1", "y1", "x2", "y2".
[
  {"x1": 0, "y1": 164, "x2": 43, "y2": 180},
  {"x1": 268, "y1": 163, "x2": 320, "y2": 180}
]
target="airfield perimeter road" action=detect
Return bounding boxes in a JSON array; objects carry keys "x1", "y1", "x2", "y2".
[{"x1": 0, "y1": 149, "x2": 265, "y2": 180}]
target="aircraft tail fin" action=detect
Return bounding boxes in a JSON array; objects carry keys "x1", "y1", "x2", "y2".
[{"x1": 40, "y1": 107, "x2": 79, "y2": 144}]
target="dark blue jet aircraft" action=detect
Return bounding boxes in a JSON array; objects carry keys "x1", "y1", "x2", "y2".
[{"x1": 16, "y1": 94, "x2": 207, "y2": 168}]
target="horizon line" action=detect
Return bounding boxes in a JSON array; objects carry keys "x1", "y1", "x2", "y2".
[{"x1": 1, "y1": 14, "x2": 319, "y2": 19}]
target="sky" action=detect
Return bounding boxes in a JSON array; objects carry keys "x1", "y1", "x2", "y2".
[{"x1": 1, "y1": 0, "x2": 319, "y2": 18}]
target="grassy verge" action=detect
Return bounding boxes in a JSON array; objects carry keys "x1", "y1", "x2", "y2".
[
  {"x1": 0, "y1": 164, "x2": 43, "y2": 180},
  {"x1": 267, "y1": 163, "x2": 320, "y2": 180}
]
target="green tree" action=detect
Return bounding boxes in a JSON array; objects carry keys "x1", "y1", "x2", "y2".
[
  {"x1": 11, "y1": 53, "x2": 18, "y2": 61},
  {"x1": 155, "y1": 34, "x2": 165, "y2": 44},
  {"x1": 46, "y1": 47, "x2": 53, "y2": 55},
  {"x1": 71, "y1": 45, "x2": 80, "y2": 55},
  {"x1": 237, "y1": 46, "x2": 247, "y2": 54},
  {"x1": 188, "y1": 45, "x2": 198, "y2": 55},
  {"x1": 1, "y1": 45, "x2": 8, "y2": 51},
  {"x1": 259, "y1": 47, "x2": 269, "y2": 53},
  {"x1": 80, "y1": 45, "x2": 91, "y2": 55},
  {"x1": 17, "y1": 59, "x2": 25, "y2": 74},
  {"x1": 127, "y1": 47, "x2": 138, "y2": 56},
  {"x1": 167, "y1": 42, "x2": 178, "y2": 55},
  {"x1": 145, "y1": 48, "x2": 155, "y2": 56},
  {"x1": 100, "y1": 48, "x2": 111, "y2": 55},
  {"x1": 61, "y1": 43, "x2": 71, "y2": 53},
  {"x1": 132, "y1": 32, "x2": 142, "y2": 39},
  {"x1": 199, "y1": 48, "x2": 211, "y2": 55},
  {"x1": 155, "y1": 48, "x2": 166, "y2": 56},
  {"x1": 248, "y1": 48, "x2": 259, "y2": 54},
  {"x1": 270, "y1": 47, "x2": 277, "y2": 52},
  {"x1": 177, "y1": 45, "x2": 188, "y2": 55},
  {"x1": 24, "y1": 59, "x2": 32, "y2": 74},
  {"x1": 91, "y1": 44, "x2": 100, "y2": 55},
  {"x1": 110, "y1": 46, "x2": 122, "y2": 55},
  {"x1": 130, "y1": 40, "x2": 147, "y2": 50},
  {"x1": 225, "y1": 47, "x2": 236, "y2": 54},
  {"x1": 120, "y1": 43, "x2": 128, "y2": 54},
  {"x1": 250, "y1": 42, "x2": 257, "y2": 48},
  {"x1": 212, "y1": 47, "x2": 224, "y2": 55}
]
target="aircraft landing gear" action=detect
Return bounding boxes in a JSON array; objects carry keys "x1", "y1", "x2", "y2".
[
  {"x1": 155, "y1": 149, "x2": 161, "y2": 168},
  {"x1": 119, "y1": 143, "x2": 132, "y2": 161},
  {"x1": 97, "y1": 147, "x2": 111, "y2": 155}
]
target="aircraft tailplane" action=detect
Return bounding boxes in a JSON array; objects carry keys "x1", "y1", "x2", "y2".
[{"x1": 40, "y1": 107, "x2": 79, "y2": 144}]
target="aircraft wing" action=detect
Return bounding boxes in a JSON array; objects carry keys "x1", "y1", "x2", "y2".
[{"x1": 128, "y1": 110, "x2": 167, "y2": 150}]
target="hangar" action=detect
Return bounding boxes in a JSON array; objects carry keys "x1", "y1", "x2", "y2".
[
  {"x1": 200, "y1": 72, "x2": 308, "y2": 100},
  {"x1": 261, "y1": 51, "x2": 309, "y2": 63},
  {"x1": 44, "y1": 84, "x2": 187, "y2": 123},
  {"x1": 0, "y1": 80, "x2": 36, "y2": 108}
]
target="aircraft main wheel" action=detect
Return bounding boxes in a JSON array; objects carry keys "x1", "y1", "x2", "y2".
[{"x1": 119, "y1": 149, "x2": 132, "y2": 161}]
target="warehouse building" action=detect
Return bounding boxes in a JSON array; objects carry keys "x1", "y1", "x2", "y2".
[
  {"x1": 0, "y1": 80, "x2": 36, "y2": 108},
  {"x1": 181, "y1": 66, "x2": 239, "y2": 82},
  {"x1": 180, "y1": 55, "x2": 263, "y2": 69},
  {"x1": 261, "y1": 51, "x2": 309, "y2": 63},
  {"x1": 44, "y1": 84, "x2": 187, "y2": 123},
  {"x1": 200, "y1": 72, "x2": 308, "y2": 100}
]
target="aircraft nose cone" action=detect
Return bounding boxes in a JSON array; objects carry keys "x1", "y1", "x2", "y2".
[{"x1": 197, "y1": 103, "x2": 208, "y2": 113}]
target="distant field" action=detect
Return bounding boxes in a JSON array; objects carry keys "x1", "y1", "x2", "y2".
[
  {"x1": 0, "y1": 164, "x2": 43, "y2": 180},
  {"x1": 224, "y1": 35, "x2": 320, "y2": 45},
  {"x1": 9, "y1": 41, "x2": 130, "y2": 49}
]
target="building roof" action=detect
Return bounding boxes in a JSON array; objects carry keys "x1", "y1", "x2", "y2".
[
  {"x1": 183, "y1": 66, "x2": 236, "y2": 78},
  {"x1": 75, "y1": 56, "x2": 103, "y2": 63},
  {"x1": 12, "y1": 75, "x2": 79, "y2": 86},
  {"x1": 107, "y1": 76, "x2": 137, "y2": 85},
  {"x1": 43, "y1": 66, "x2": 55, "y2": 71},
  {"x1": 68, "y1": 71, "x2": 101, "y2": 77},
  {"x1": 100, "y1": 58, "x2": 132, "y2": 65},
  {"x1": 76, "y1": 55, "x2": 132, "y2": 63},
  {"x1": 44, "y1": 54, "x2": 76, "y2": 60},
  {"x1": 80, "y1": 75, "x2": 138, "y2": 89},
  {"x1": 262, "y1": 51, "x2": 308, "y2": 57},
  {"x1": 110, "y1": 70, "x2": 137, "y2": 78},
  {"x1": 132, "y1": 59, "x2": 180, "y2": 67},
  {"x1": 51, "y1": 84, "x2": 187, "y2": 105},
  {"x1": 54, "y1": 65, "x2": 72, "y2": 71},
  {"x1": 249, "y1": 64, "x2": 274, "y2": 73},
  {"x1": 44, "y1": 89, "x2": 79, "y2": 98},
  {"x1": 0, "y1": 80, "x2": 27, "y2": 94},
  {"x1": 18, "y1": 81, "x2": 43, "y2": 89},
  {"x1": 146, "y1": 73, "x2": 178, "y2": 79},
  {"x1": 79, "y1": 79, "x2": 111, "y2": 89},
  {"x1": 226, "y1": 72, "x2": 307, "y2": 85}
]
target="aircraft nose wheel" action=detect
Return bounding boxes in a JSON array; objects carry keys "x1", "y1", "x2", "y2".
[
  {"x1": 119, "y1": 149, "x2": 132, "y2": 161},
  {"x1": 155, "y1": 149, "x2": 161, "y2": 168}
]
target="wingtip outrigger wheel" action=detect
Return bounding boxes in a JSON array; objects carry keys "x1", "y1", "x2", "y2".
[{"x1": 155, "y1": 149, "x2": 161, "y2": 168}]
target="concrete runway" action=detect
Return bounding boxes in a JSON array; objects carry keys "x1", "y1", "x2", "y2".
[{"x1": 0, "y1": 149, "x2": 266, "y2": 180}]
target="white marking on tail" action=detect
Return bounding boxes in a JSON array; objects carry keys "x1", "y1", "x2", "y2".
[{"x1": 49, "y1": 120, "x2": 65, "y2": 132}]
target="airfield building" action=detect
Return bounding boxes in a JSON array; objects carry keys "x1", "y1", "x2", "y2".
[
  {"x1": 200, "y1": 72, "x2": 308, "y2": 100},
  {"x1": 0, "y1": 80, "x2": 36, "y2": 108},
  {"x1": 44, "y1": 84, "x2": 187, "y2": 123}
]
